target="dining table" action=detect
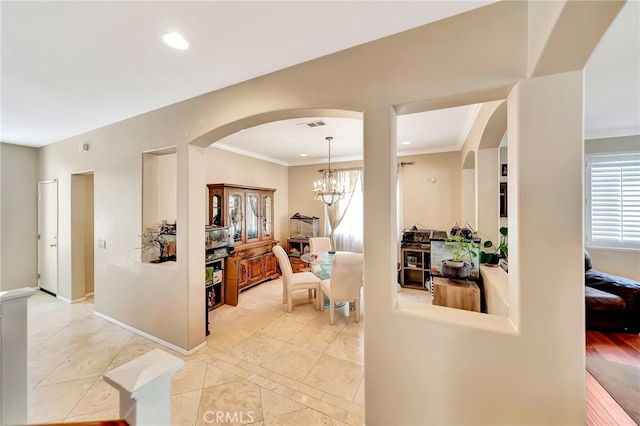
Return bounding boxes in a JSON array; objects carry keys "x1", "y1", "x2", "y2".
[{"x1": 300, "y1": 251, "x2": 348, "y2": 308}]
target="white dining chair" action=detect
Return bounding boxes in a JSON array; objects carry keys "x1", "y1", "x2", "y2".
[
  {"x1": 309, "y1": 237, "x2": 332, "y2": 253},
  {"x1": 309, "y1": 237, "x2": 332, "y2": 275},
  {"x1": 272, "y1": 245, "x2": 321, "y2": 313},
  {"x1": 319, "y1": 252, "x2": 364, "y2": 325}
]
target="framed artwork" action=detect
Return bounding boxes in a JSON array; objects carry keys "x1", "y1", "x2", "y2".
[
  {"x1": 501, "y1": 164, "x2": 508, "y2": 177},
  {"x1": 500, "y1": 182, "x2": 508, "y2": 217}
]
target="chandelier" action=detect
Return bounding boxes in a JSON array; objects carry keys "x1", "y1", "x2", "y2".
[{"x1": 313, "y1": 137, "x2": 345, "y2": 206}]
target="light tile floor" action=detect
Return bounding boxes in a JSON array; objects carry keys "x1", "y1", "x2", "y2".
[{"x1": 27, "y1": 280, "x2": 429, "y2": 425}]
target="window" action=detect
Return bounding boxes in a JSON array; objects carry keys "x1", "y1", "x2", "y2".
[{"x1": 586, "y1": 152, "x2": 640, "y2": 251}]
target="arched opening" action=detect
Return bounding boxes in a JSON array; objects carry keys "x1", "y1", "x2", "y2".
[
  {"x1": 194, "y1": 109, "x2": 364, "y2": 245},
  {"x1": 477, "y1": 100, "x2": 507, "y2": 247},
  {"x1": 187, "y1": 107, "x2": 365, "y2": 334}
]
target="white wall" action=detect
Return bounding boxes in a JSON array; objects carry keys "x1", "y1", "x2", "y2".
[
  {"x1": 142, "y1": 152, "x2": 177, "y2": 228},
  {"x1": 588, "y1": 249, "x2": 640, "y2": 282},
  {"x1": 461, "y1": 168, "x2": 476, "y2": 228},
  {"x1": 157, "y1": 154, "x2": 177, "y2": 224},
  {"x1": 40, "y1": 126, "x2": 189, "y2": 349},
  {"x1": 527, "y1": 1, "x2": 565, "y2": 76},
  {"x1": 31, "y1": 1, "x2": 621, "y2": 422},
  {"x1": 85, "y1": 173, "x2": 94, "y2": 295},
  {"x1": 0, "y1": 143, "x2": 38, "y2": 290},
  {"x1": 368, "y1": 70, "x2": 586, "y2": 426},
  {"x1": 400, "y1": 153, "x2": 461, "y2": 231},
  {"x1": 142, "y1": 154, "x2": 159, "y2": 229}
]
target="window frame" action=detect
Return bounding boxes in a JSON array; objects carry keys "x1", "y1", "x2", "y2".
[{"x1": 585, "y1": 151, "x2": 640, "y2": 252}]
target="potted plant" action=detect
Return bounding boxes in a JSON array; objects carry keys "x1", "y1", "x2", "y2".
[
  {"x1": 479, "y1": 227, "x2": 508, "y2": 265},
  {"x1": 442, "y1": 236, "x2": 479, "y2": 278}
]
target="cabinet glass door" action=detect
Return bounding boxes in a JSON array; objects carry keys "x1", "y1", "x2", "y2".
[
  {"x1": 211, "y1": 194, "x2": 222, "y2": 226},
  {"x1": 245, "y1": 193, "x2": 259, "y2": 241},
  {"x1": 228, "y1": 193, "x2": 243, "y2": 242},
  {"x1": 262, "y1": 194, "x2": 273, "y2": 238}
]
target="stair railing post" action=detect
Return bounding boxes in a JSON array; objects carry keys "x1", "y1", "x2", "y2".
[{"x1": 103, "y1": 348, "x2": 184, "y2": 426}]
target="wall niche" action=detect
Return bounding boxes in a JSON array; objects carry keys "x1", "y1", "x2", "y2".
[{"x1": 142, "y1": 147, "x2": 177, "y2": 264}]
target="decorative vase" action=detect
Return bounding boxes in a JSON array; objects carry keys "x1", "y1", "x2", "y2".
[{"x1": 441, "y1": 259, "x2": 470, "y2": 278}]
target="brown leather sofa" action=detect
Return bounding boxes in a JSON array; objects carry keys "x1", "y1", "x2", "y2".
[{"x1": 584, "y1": 250, "x2": 640, "y2": 333}]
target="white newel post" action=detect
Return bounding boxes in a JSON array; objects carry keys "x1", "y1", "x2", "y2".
[
  {"x1": 0, "y1": 287, "x2": 36, "y2": 426},
  {"x1": 103, "y1": 348, "x2": 184, "y2": 426}
]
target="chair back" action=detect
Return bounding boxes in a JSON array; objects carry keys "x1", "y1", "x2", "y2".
[
  {"x1": 309, "y1": 237, "x2": 332, "y2": 254},
  {"x1": 329, "y1": 252, "x2": 364, "y2": 301},
  {"x1": 272, "y1": 245, "x2": 293, "y2": 289}
]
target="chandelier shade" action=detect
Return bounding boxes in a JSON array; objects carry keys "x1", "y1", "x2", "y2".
[{"x1": 313, "y1": 137, "x2": 346, "y2": 206}]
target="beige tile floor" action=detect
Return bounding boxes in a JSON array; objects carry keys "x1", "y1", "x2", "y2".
[{"x1": 27, "y1": 280, "x2": 429, "y2": 425}]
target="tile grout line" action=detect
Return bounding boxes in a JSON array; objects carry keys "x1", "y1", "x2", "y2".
[
  {"x1": 61, "y1": 375, "x2": 102, "y2": 422},
  {"x1": 28, "y1": 280, "x2": 365, "y2": 425}
]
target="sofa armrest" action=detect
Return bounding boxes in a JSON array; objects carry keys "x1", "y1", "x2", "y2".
[{"x1": 586, "y1": 269, "x2": 640, "y2": 314}]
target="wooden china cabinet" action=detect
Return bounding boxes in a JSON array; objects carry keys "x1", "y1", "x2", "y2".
[{"x1": 207, "y1": 184, "x2": 279, "y2": 305}]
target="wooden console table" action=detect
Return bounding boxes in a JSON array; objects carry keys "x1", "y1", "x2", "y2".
[{"x1": 432, "y1": 276, "x2": 480, "y2": 312}]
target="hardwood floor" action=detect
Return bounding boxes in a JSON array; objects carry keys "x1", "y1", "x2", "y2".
[{"x1": 586, "y1": 331, "x2": 640, "y2": 425}]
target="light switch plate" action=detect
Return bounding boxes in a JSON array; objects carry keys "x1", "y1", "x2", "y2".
[{"x1": 98, "y1": 239, "x2": 106, "y2": 249}]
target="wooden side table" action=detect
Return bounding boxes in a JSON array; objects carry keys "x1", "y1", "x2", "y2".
[
  {"x1": 290, "y1": 256, "x2": 310, "y2": 273},
  {"x1": 432, "y1": 276, "x2": 480, "y2": 312}
]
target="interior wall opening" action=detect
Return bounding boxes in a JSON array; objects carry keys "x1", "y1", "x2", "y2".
[
  {"x1": 395, "y1": 99, "x2": 512, "y2": 321},
  {"x1": 189, "y1": 109, "x2": 365, "y2": 313},
  {"x1": 141, "y1": 147, "x2": 177, "y2": 265},
  {"x1": 202, "y1": 111, "x2": 365, "y2": 251},
  {"x1": 70, "y1": 171, "x2": 94, "y2": 302}
]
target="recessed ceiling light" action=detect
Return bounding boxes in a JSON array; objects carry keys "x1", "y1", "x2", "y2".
[
  {"x1": 401, "y1": 141, "x2": 412, "y2": 145},
  {"x1": 162, "y1": 32, "x2": 190, "y2": 50},
  {"x1": 300, "y1": 153, "x2": 308, "y2": 157}
]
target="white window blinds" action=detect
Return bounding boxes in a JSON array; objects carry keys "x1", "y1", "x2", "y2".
[{"x1": 586, "y1": 152, "x2": 640, "y2": 250}]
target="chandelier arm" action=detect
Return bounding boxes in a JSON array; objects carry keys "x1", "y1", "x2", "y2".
[{"x1": 313, "y1": 136, "x2": 345, "y2": 206}]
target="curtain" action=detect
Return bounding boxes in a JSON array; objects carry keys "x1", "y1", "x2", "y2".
[{"x1": 327, "y1": 169, "x2": 363, "y2": 252}]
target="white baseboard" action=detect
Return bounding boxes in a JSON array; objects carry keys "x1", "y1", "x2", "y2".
[
  {"x1": 56, "y1": 295, "x2": 87, "y2": 304},
  {"x1": 85, "y1": 292, "x2": 94, "y2": 297},
  {"x1": 93, "y1": 311, "x2": 206, "y2": 356}
]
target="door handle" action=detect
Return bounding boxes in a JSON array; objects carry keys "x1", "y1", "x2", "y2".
[{"x1": 50, "y1": 244, "x2": 57, "y2": 247}]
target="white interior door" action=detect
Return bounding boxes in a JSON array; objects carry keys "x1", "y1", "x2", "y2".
[{"x1": 38, "y1": 180, "x2": 58, "y2": 295}]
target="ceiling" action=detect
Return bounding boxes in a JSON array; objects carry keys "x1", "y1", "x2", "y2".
[
  {"x1": 1, "y1": 1, "x2": 638, "y2": 166},
  {"x1": 215, "y1": 103, "x2": 481, "y2": 166}
]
